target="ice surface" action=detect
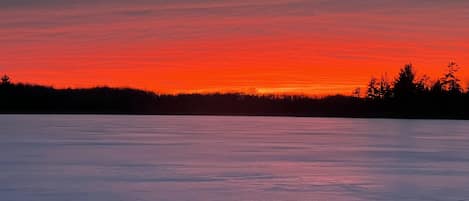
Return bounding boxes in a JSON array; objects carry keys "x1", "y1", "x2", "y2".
[{"x1": 1, "y1": 115, "x2": 469, "y2": 201}]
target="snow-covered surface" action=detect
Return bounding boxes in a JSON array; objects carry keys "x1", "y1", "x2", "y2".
[{"x1": 1, "y1": 115, "x2": 469, "y2": 201}]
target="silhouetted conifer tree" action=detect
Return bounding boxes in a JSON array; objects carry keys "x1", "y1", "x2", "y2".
[
  {"x1": 431, "y1": 80, "x2": 443, "y2": 95},
  {"x1": 393, "y1": 64, "x2": 417, "y2": 99},
  {"x1": 441, "y1": 62, "x2": 462, "y2": 94}
]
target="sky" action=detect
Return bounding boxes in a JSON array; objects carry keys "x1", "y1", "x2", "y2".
[{"x1": 1, "y1": 0, "x2": 469, "y2": 95}]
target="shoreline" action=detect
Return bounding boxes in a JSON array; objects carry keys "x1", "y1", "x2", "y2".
[{"x1": 1, "y1": 113, "x2": 468, "y2": 121}]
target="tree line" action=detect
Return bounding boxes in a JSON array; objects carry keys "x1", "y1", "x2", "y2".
[
  {"x1": 1, "y1": 63, "x2": 468, "y2": 119},
  {"x1": 365, "y1": 62, "x2": 465, "y2": 100}
]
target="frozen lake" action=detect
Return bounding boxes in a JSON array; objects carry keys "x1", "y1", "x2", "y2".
[{"x1": 1, "y1": 115, "x2": 469, "y2": 201}]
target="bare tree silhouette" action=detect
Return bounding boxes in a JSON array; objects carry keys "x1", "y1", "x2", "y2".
[
  {"x1": 366, "y1": 74, "x2": 391, "y2": 100},
  {"x1": 367, "y1": 77, "x2": 379, "y2": 99},
  {"x1": 379, "y1": 73, "x2": 392, "y2": 99}
]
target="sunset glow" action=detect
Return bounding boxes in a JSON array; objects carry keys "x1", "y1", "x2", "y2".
[{"x1": 2, "y1": 0, "x2": 469, "y2": 95}]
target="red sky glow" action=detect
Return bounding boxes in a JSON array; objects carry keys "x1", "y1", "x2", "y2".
[{"x1": 1, "y1": 0, "x2": 469, "y2": 95}]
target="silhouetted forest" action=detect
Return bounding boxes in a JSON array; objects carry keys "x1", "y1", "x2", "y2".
[{"x1": 1, "y1": 63, "x2": 469, "y2": 119}]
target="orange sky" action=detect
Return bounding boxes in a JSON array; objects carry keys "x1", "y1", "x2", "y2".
[{"x1": 1, "y1": 0, "x2": 469, "y2": 95}]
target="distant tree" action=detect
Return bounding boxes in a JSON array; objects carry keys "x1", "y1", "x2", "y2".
[
  {"x1": 378, "y1": 73, "x2": 392, "y2": 99},
  {"x1": 367, "y1": 75, "x2": 392, "y2": 100},
  {"x1": 467, "y1": 83, "x2": 469, "y2": 95},
  {"x1": 352, "y1": 88, "x2": 361, "y2": 98},
  {"x1": 367, "y1": 77, "x2": 379, "y2": 99},
  {"x1": 1, "y1": 74, "x2": 11, "y2": 85},
  {"x1": 416, "y1": 74, "x2": 432, "y2": 94},
  {"x1": 441, "y1": 62, "x2": 462, "y2": 94},
  {"x1": 393, "y1": 64, "x2": 417, "y2": 98},
  {"x1": 431, "y1": 80, "x2": 443, "y2": 95}
]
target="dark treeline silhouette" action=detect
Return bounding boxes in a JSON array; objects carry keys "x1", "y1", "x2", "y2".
[
  {"x1": 363, "y1": 62, "x2": 469, "y2": 119},
  {"x1": 1, "y1": 63, "x2": 469, "y2": 119}
]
